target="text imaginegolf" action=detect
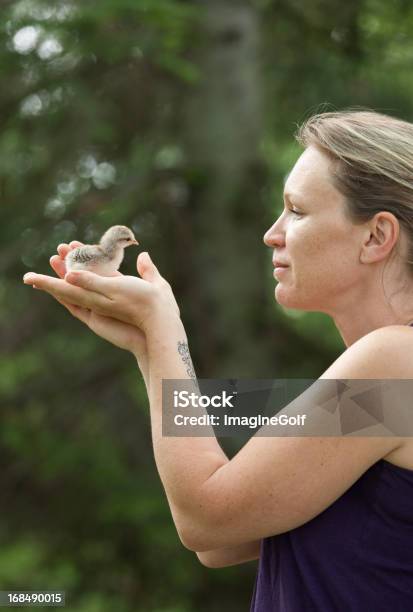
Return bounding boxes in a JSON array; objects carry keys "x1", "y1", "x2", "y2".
[
  {"x1": 173, "y1": 413, "x2": 308, "y2": 429},
  {"x1": 224, "y1": 414, "x2": 307, "y2": 428}
]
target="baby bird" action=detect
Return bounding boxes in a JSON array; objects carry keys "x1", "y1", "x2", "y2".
[{"x1": 65, "y1": 225, "x2": 139, "y2": 276}]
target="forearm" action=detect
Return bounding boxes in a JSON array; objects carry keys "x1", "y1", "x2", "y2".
[
  {"x1": 136, "y1": 354, "x2": 150, "y2": 393},
  {"x1": 144, "y1": 313, "x2": 229, "y2": 528}
]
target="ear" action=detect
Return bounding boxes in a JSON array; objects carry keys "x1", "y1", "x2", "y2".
[{"x1": 359, "y1": 212, "x2": 400, "y2": 264}]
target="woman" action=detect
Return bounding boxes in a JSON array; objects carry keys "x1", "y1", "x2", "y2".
[{"x1": 23, "y1": 110, "x2": 413, "y2": 611}]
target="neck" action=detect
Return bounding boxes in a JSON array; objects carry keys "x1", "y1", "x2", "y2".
[
  {"x1": 100, "y1": 237, "x2": 119, "y2": 258},
  {"x1": 326, "y1": 274, "x2": 413, "y2": 347}
]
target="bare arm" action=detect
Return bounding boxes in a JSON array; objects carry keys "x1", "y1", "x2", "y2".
[
  {"x1": 28, "y1": 261, "x2": 407, "y2": 552},
  {"x1": 195, "y1": 540, "x2": 261, "y2": 568}
]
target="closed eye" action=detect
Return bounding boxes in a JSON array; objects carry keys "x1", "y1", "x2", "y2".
[{"x1": 290, "y1": 208, "x2": 303, "y2": 217}]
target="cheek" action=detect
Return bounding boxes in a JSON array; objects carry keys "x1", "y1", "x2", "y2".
[
  {"x1": 289, "y1": 220, "x2": 351, "y2": 259},
  {"x1": 289, "y1": 223, "x2": 359, "y2": 284},
  {"x1": 287, "y1": 222, "x2": 325, "y2": 261}
]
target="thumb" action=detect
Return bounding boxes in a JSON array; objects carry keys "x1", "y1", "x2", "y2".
[{"x1": 136, "y1": 251, "x2": 162, "y2": 282}]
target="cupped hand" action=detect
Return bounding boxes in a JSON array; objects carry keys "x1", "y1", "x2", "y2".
[
  {"x1": 47, "y1": 241, "x2": 149, "y2": 359},
  {"x1": 24, "y1": 245, "x2": 180, "y2": 346}
]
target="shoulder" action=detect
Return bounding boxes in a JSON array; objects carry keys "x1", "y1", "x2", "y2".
[{"x1": 322, "y1": 325, "x2": 413, "y2": 380}]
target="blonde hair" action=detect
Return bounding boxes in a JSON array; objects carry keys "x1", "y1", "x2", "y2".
[{"x1": 295, "y1": 109, "x2": 413, "y2": 271}]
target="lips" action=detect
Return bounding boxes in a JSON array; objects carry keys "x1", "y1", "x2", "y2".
[{"x1": 273, "y1": 260, "x2": 289, "y2": 268}]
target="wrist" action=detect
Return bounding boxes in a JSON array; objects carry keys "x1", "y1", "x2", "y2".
[
  {"x1": 143, "y1": 307, "x2": 183, "y2": 339},
  {"x1": 134, "y1": 351, "x2": 150, "y2": 392},
  {"x1": 134, "y1": 350, "x2": 148, "y2": 366}
]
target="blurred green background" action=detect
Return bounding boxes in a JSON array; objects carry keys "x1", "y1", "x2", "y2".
[{"x1": 2, "y1": 0, "x2": 413, "y2": 610}]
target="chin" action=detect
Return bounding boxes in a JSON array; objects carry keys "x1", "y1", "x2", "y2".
[{"x1": 274, "y1": 284, "x2": 319, "y2": 311}]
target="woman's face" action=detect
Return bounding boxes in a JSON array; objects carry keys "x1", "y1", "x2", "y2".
[{"x1": 264, "y1": 145, "x2": 365, "y2": 314}]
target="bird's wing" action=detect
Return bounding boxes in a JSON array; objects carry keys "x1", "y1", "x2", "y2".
[{"x1": 67, "y1": 245, "x2": 108, "y2": 264}]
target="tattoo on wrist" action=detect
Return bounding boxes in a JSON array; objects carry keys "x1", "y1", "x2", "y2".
[{"x1": 177, "y1": 341, "x2": 196, "y2": 380}]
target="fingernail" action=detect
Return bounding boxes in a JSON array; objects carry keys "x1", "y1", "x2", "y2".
[{"x1": 23, "y1": 273, "x2": 34, "y2": 283}]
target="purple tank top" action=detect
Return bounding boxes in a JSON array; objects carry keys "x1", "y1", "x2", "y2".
[
  {"x1": 250, "y1": 460, "x2": 413, "y2": 611},
  {"x1": 251, "y1": 324, "x2": 413, "y2": 611}
]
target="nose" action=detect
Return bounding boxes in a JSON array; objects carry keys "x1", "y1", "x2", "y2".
[{"x1": 263, "y1": 214, "x2": 285, "y2": 248}]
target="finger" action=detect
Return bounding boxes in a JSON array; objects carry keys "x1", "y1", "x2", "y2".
[
  {"x1": 137, "y1": 252, "x2": 163, "y2": 283},
  {"x1": 50, "y1": 255, "x2": 66, "y2": 279},
  {"x1": 23, "y1": 273, "x2": 112, "y2": 311},
  {"x1": 57, "y1": 242, "x2": 83, "y2": 258},
  {"x1": 57, "y1": 243, "x2": 70, "y2": 258},
  {"x1": 64, "y1": 270, "x2": 114, "y2": 297}
]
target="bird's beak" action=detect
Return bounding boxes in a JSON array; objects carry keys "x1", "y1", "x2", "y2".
[{"x1": 130, "y1": 239, "x2": 139, "y2": 246}]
